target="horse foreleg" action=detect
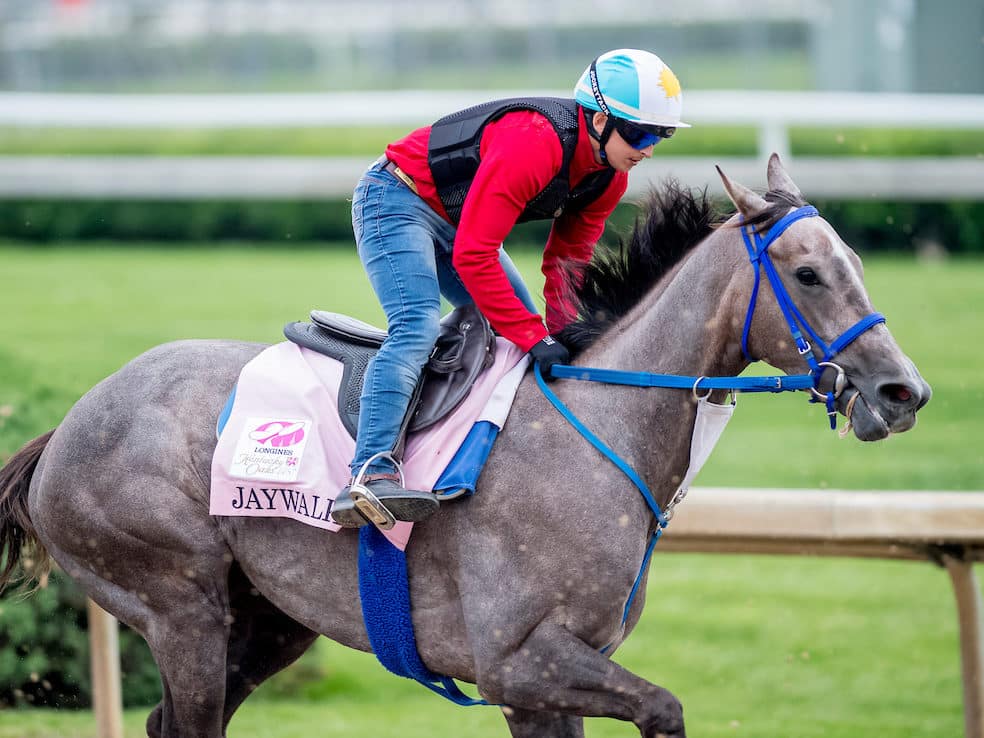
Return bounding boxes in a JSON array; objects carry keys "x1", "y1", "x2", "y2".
[
  {"x1": 501, "y1": 705, "x2": 585, "y2": 738},
  {"x1": 478, "y1": 621, "x2": 684, "y2": 738}
]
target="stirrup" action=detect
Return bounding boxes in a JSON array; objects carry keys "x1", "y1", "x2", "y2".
[{"x1": 349, "y1": 452, "x2": 402, "y2": 531}]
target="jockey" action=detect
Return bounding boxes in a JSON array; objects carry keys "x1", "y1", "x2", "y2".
[{"x1": 331, "y1": 49, "x2": 690, "y2": 528}]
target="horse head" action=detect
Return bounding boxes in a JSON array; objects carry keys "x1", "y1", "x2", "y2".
[{"x1": 717, "y1": 154, "x2": 931, "y2": 440}]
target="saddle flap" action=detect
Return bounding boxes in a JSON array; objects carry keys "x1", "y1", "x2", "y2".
[
  {"x1": 409, "y1": 305, "x2": 496, "y2": 432},
  {"x1": 310, "y1": 310, "x2": 387, "y2": 348}
]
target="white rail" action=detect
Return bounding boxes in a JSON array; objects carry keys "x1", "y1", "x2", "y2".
[
  {"x1": 4, "y1": 90, "x2": 984, "y2": 128},
  {"x1": 87, "y1": 487, "x2": 984, "y2": 737},
  {"x1": 2, "y1": 90, "x2": 982, "y2": 200},
  {"x1": 3, "y1": 154, "x2": 982, "y2": 201},
  {"x1": 3, "y1": 90, "x2": 982, "y2": 200}
]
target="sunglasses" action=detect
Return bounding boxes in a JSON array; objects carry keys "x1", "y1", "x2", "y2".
[{"x1": 612, "y1": 118, "x2": 676, "y2": 149}]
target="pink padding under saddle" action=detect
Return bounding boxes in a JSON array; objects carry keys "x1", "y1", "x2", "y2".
[{"x1": 209, "y1": 340, "x2": 526, "y2": 550}]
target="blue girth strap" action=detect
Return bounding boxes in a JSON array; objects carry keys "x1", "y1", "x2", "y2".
[{"x1": 358, "y1": 525, "x2": 488, "y2": 706}]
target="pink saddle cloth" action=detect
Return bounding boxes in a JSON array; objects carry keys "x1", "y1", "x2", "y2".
[{"x1": 209, "y1": 339, "x2": 527, "y2": 550}]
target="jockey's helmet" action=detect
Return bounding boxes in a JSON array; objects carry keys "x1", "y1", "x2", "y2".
[{"x1": 574, "y1": 49, "x2": 690, "y2": 130}]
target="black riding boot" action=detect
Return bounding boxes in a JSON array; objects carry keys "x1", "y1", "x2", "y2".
[{"x1": 331, "y1": 473, "x2": 439, "y2": 529}]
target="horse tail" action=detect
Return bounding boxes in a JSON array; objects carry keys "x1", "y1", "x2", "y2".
[{"x1": 0, "y1": 429, "x2": 55, "y2": 593}]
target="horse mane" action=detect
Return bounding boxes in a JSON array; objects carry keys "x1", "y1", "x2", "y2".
[{"x1": 557, "y1": 179, "x2": 806, "y2": 355}]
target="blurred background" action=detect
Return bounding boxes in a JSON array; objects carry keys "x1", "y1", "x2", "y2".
[
  {"x1": 1, "y1": 2, "x2": 983, "y2": 737},
  {"x1": 1, "y1": 0, "x2": 982, "y2": 248},
  {"x1": 1, "y1": 0, "x2": 982, "y2": 92}
]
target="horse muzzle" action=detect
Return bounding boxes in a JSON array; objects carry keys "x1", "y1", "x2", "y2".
[{"x1": 838, "y1": 370, "x2": 932, "y2": 441}]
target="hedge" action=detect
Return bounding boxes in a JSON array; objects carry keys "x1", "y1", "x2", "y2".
[
  {"x1": 2, "y1": 197, "x2": 982, "y2": 253},
  {"x1": 0, "y1": 570, "x2": 162, "y2": 708}
]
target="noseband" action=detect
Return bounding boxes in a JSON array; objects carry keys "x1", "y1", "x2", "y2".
[{"x1": 739, "y1": 205, "x2": 885, "y2": 428}]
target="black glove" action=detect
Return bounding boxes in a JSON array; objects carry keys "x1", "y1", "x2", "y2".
[{"x1": 529, "y1": 335, "x2": 570, "y2": 381}]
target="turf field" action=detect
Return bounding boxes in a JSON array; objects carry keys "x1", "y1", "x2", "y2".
[{"x1": 0, "y1": 244, "x2": 979, "y2": 737}]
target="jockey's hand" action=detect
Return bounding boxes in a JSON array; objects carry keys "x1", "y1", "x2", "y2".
[{"x1": 529, "y1": 335, "x2": 570, "y2": 381}]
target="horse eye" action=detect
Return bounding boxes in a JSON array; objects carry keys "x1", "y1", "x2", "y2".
[{"x1": 796, "y1": 267, "x2": 821, "y2": 286}]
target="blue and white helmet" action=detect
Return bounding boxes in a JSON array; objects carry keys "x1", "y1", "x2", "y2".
[{"x1": 574, "y1": 49, "x2": 690, "y2": 129}]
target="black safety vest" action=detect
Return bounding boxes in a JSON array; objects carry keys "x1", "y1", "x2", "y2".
[{"x1": 427, "y1": 97, "x2": 615, "y2": 225}]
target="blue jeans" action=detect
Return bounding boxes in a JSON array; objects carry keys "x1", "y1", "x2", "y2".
[{"x1": 349, "y1": 162, "x2": 538, "y2": 476}]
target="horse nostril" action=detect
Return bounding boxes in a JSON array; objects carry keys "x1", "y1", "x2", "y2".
[{"x1": 881, "y1": 383, "x2": 916, "y2": 405}]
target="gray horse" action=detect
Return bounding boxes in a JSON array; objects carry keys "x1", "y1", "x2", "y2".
[{"x1": 0, "y1": 157, "x2": 929, "y2": 738}]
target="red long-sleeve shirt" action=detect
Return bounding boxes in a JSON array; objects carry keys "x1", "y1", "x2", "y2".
[{"x1": 385, "y1": 107, "x2": 627, "y2": 351}]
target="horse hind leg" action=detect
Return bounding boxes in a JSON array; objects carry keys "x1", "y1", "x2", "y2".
[
  {"x1": 143, "y1": 591, "x2": 232, "y2": 738},
  {"x1": 35, "y1": 492, "x2": 234, "y2": 737},
  {"x1": 97, "y1": 519, "x2": 236, "y2": 738},
  {"x1": 219, "y1": 564, "x2": 319, "y2": 731},
  {"x1": 145, "y1": 566, "x2": 318, "y2": 737}
]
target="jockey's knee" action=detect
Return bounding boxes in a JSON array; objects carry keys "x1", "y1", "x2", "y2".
[{"x1": 385, "y1": 308, "x2": 442, "y2": 367}]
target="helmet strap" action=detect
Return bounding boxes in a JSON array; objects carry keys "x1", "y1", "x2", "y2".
[
  {"x1": 583, "y1": 107, "x2": 616, "y2": 167},
  {"x1": 586, "y1": 59, "x2": 617, "y2": 167}
]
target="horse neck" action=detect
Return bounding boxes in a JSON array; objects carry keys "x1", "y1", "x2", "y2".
[
  {"x1": 582, "y1": 225, "x2": 748, "y2": 377},
  {"x1": 570, "y1": 226, "x2": 750, "y2": 508}
]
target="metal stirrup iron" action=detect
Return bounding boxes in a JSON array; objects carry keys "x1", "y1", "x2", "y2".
[{"x1": 349, "y1": 451, "x2": 402, "y2": 530}]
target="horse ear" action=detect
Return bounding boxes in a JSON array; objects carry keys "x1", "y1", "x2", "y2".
[
  {"x1": 765, "y1": 152, "x2": 803, "y2": 199},
  {"x1": 716, "y1": 165, "x2": 769, "y2": 219}
]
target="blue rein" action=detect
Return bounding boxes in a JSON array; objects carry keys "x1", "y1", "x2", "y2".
[{"x1": 535, "y1": 203, "x2": 886, "y2": 643}]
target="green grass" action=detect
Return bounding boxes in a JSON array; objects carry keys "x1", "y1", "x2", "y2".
[
  {"x1": 30, "y1": 49, "x2": 814, "y2": 95},
  {"x1": 0, "y1": 245, "x2": 978, "y2": 737},
  {"x1": 0, "y1": 125, "x2": 759, "y2": 157},
  {"x1": 3, "y1": 125, "x2": 982, "y2": 158},
  {"x1": 0, "y1": 557, "x2": 965, "y2": 737},
  {"x1": 1, "y1": 245, "x2": 978, "y2": 490}
]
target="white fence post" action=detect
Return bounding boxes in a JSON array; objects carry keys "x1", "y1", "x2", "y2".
[
  {"x1": 756, "y1": 120, "x2": 790, "y2": 161},
  {"x1": 87, "y1": 599, "x2": 124, "y2": 738},
  {"x1": 944, "y1": 555, "x2": 984, "y2": 738}
]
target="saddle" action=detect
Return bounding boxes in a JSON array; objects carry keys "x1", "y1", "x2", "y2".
[{"x1": 283, "y1": 304, "x2": 496, "y2": 440}]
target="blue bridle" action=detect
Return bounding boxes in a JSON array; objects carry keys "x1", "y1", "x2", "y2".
[
  {"x1": 534, "y1": 203, "x2": 886, "y2": 643},
  {"x1": 543, "y1": 204, "x2": 886, "y2": 428},
  {"x1": 738, "y1": 205, "x2": 886, "y2": 426}
]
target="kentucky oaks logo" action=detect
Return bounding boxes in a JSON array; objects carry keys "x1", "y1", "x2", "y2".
[{"x1": 230, "y1": 417, "x2": 311, "y2": 482}]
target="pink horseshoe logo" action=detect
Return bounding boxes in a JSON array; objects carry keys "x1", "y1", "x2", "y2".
[{"x1": 249, "y1": 421, "x2": 306, "y2": 447}]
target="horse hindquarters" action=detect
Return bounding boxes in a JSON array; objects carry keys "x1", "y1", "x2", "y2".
[
  {"x1": 27, "y1": 341, "x2": 266, "y2": 737},
  {"x1": 31, "y1": 432, "x2": 235, "y2": 737}
]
